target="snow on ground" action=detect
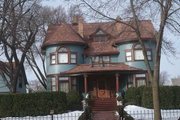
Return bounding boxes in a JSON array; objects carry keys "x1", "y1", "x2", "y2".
[
  {"x1": 1, "y1": 111, "x2": 83, "y2": 120},
  {"x1": 124, "y1": 105, "x2": 180, "y2": 120}
]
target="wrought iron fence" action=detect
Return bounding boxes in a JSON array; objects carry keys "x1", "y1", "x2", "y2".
[
  {"x1": 120, "y1": 110, "x2": 180, "y2": 120},
  {"x1": 0, "y1": 113, "x2": 82, "y2": 120}
]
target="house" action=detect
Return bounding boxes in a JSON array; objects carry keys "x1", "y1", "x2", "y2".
[
  {"x1": 42, "y1": 17, "x2": 155, "y2": 100},
  {"x1": 0, "y1": 62, "x2": 27, "y2": 93}
]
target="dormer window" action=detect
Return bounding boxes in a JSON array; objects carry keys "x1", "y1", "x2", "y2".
[
  {"x1": 95, "y1": 36, "x2": 105, "y2": 42},
  {"x1": 93, "y1": 29, "x2": 108, "y2": 42}
]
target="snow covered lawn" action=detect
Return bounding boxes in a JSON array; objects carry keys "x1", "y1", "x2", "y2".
[
  {"x1": 0, "y1": 111, "x2": 83, "y2": 120},
  {"x1": 124, "y1": 105, "x2": 180, "y2": 120}
]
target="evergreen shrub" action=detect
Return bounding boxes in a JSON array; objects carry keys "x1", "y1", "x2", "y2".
[
  {"x1": 0, "y1": 92, "x2": 67, "y2": 117},
  {"x1": 125, "y1": 86, "x2": 180, "y2": 109}
]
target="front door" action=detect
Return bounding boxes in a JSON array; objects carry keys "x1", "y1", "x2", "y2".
[{"x1": 97, "y1": 79, "x2": 110, "y2": 98}]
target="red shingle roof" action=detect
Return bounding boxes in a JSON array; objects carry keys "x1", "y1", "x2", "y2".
[
  {"x1": 62, "y1": 63, "x2": 143, "y2": 74},
  {"x1": 42, "y1": 20, "x2": 155, "y2": 55}
]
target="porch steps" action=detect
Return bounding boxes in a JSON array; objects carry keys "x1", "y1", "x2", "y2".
[
  {"x1": 90, "y1": 98, "x2": 117, "y2": 111},
  {"x1": 92, "y1": 111, "x2": 118, "y2": 120}
]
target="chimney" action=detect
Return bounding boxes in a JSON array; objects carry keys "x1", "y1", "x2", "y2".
[
  {"x1": 78, "y1": 17, "x2": 84, "y2": 37},
  {"x1": 72, "y1": 16, "x2": 78, "y2": 25}
]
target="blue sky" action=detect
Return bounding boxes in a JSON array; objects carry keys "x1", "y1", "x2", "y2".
[{"x1": 41, "y1": 0, "x2": 180, "y2": 80}]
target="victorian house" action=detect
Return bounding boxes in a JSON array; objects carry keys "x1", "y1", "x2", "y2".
[{"x1": 42, "y1": 17, "x2": 155, "y2": 110}]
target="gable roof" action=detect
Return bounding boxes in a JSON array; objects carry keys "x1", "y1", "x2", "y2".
[{"x1": 42, "y1": 20, "x2": 155, "y2": 55}]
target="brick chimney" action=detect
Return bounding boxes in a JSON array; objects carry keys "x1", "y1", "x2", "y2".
[
  {"x1": 72, "y1": 16, "x2": 78, "y2": 25},
  {"x1": 78, "y1": 17, "x2": 84, "y2": 37}
]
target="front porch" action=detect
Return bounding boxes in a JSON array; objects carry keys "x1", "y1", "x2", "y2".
[{"x1": 82, "y1": 73, "x2": 121, "y2": 99}]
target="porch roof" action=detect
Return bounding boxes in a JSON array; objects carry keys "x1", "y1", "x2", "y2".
[{"x1": 62, "y1": 63, "x2": 144, "y2": 74}]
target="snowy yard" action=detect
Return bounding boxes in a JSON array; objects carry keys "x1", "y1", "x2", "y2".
[
  {"x1": 0, "y1": 111, "x2": 83, "y2": 120},
  {"x1": 125, "y1": 105, "x2": 180, "y2": 120}
]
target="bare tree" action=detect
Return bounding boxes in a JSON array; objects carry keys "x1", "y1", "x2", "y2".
[
  {"x1": 72, "y1": 0, "x2": 180, "y2": 119},
  {"x1": 25, "y1": 4, "x2": 84, "y2": 90},
  {"x1": 0, "y1": 0, "x2": 40, "y2": 93},
  {"x1": 160, "y1": 71, "x2": 170, "y2": 85}
]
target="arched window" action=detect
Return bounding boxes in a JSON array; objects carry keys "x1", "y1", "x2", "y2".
[
  {"x1": 133, "y1": 43, "x2": 152, "y2": 61},
  {"x1": 53, "y1": 46, "x2": 78, "y2": 64},
  {"x1": 58, "y1": 47, "x2": 69, "y2": 63}
]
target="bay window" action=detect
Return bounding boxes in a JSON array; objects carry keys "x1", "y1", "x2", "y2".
[
  {"x1": 125, "y1": 51, "x2": 132, "y2": 61},
  {"x1": 50, "y1": 46, "x2": 78, "y2": 64},
  {"x1": 134, "y1": 44, "x2": 152, "y2": 61},
  {"x1": 70, "y1": 53, "x2": 77, "y2": 64},
  {"x1": 50, "y1": 54, "x2": 56, "y2": 64}
]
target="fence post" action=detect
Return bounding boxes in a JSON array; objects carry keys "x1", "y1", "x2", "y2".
[{"x1": 50, "y1": 110, "x2": 54, "y2": 120}]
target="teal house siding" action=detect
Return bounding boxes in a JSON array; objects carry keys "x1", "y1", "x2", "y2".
[
  {"x1": 0, "y1": 73, "x2": 27, "y2": 93},
  {"x1": 46, "y1": 44, "x2": 84, "y2": 75},
  {"x1": 116, "y1": 41, "x2": 155, "y2": 70},
  {"x1": 0, "y1": 75, "x2": 10, "y2": 93}
]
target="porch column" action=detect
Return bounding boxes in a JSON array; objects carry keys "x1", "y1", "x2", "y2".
[
  {"x1": 83, "y1": 74, "x2": 88, "y2": 93},
  {"x1": 116, "y1": 73, "x2": 120, "y2": 92}
]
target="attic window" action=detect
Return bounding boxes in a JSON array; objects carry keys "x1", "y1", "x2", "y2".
[
  {"x1": 95, "y1": 36, "x2": 105, "y2": 42},
  {"x1": 96, "y1": 30, "x2": 104, "y2": 35}
]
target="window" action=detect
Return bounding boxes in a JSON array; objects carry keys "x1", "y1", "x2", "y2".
[
  {"x1": 95, "y1": 36, "x2": 105, "y2": 42},
  {"x1": 70, "y1": 53, "x2": 77, "y2": 63},
  {"x1": 58, "y1": 47, "x2": 68, "y2": 63},
  {"x1": 134, "y1": 50, "x2": 144, "y2": 60},
  {"x1": 71, "y1": 77, "x2": 77, "y2": 90},
  {"x1": 59, "y1": 77, "x2": 69, "y2": 93},
  {"x1": 50, "y1": 54, "x2": 56, "y2": 64},
  {"x1": 125, "y1": 51, "x2": 132, "y2": 61},
  {"x1": 127, "y1": 76, "x2": 133, "y2": 88},
  {"x1": 51, "y1": 77, "x2": 56, "y2": 91},
  {"x1": 58, "y1": 53, "x2": 68, "y2": 63},
  {"x1": 135, "y1": 74, "x2": 146, "y2": 87},
  {"x1": 92, "y1": 56, "x2": 100, "y2": 63},
  {"x1": 133, "y1": 44, "x2": 152, "y2": 61},
  {"x1": 102, "y1": 56, "x2": 110, "y2": 63}
]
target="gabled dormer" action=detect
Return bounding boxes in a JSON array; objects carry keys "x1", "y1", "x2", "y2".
[{"x1": 90, "y1": 28, "x2": 110, "y2": 42}]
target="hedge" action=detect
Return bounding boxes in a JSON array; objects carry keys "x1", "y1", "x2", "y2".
[
  {"x1": 0, "y1": 91, "x2": 82, "y2": 117},
  {"x1": 67, "y1": 91, "x2": 82, "y2": 110},
  {"x1": 125, "y1": 86, "x2": 180, "y2": 109}
]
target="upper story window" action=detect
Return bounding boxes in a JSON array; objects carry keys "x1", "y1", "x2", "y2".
[
  {"x1": 91, "y1": 56, "x2": 110, "y2": 63},
  {"x1": 125, "y1": 43, "x2": 152, "y2": 62},
  {"x1": 125, "y1": 50, "x2": 132, "y2": 62},
  {"x1": 50, "y1": 46, "x2": 77, "y2": 65},
  {"x1": 134, "y1": 44, "x2": 152, "y2": 61},
  {"x1": 58, "y1": 47, "x2": 69, "y2": 63},
  {"x1": 93, "y1": 29, "x2": 108, "y2": 42},
  {"x1": 50, "y1": 53, "x2": 56, "y2": 64}
]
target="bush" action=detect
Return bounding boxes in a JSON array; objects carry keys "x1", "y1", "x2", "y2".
[
  {"x1": 125, "y1": 86, "x2": 180, "y2": 109},
  {"x1": 172, "y1": 86, "x2": 180, "y2": 109},
  {"x1": 124, "y1": 87, "x2": 141, "y2": 106},
  {"x1": 0, "y1": 92, "x2": 67, "y2": 117},
  {"x1": 67, "y1": 91, "x2": 82, "y2": 110}
]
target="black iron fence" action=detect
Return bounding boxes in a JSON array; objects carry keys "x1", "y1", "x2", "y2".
[
  {"x1": 0, "y1": 110, "x2": 180, "y2": 120},
  {"x1": 0, "y1": 112, "x2": 82, "y2": 120},
  {"x1": 121, "y1": 110, "x2": 180, "y2": 120}
]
